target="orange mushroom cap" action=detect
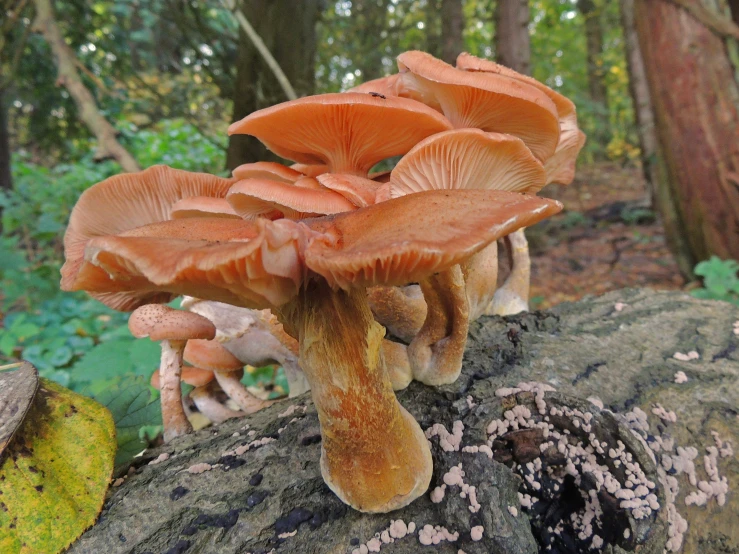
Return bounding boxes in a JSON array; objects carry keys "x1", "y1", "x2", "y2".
[
  {"x1": 64, "y1": 217, "x2": 308, "y2": 310},
  {"x1": 347, "y1": 74, "x2": 402, "y2": 97},
  {"x1": 232, "y1": 161, "x2": 303, "y2": 183},
  {"x1": 387, "y1": 129, "x2": 546, "y2": 198},
  {"x1": 170, "y1": 196, "x2": 240, "y2": 219},
  {"x1": 315, "y1": 173, "x2": 382, "y2": 208},
  {"x1": 150, "y1": 365, "x2": 215, "y2": 389},
  {"x1": 227, "y1": 177, "x2": 357, "y2": 219},
  {"x1": 394, "y1": 51, "x2": 560, "y2": 162},
  {"x1": 303, "y1": 189, "x2": 562, "y2": 290},
  {"x1": 290, "y1": 163, "x2": 329, "y2": 178},
  {"x1": 455, "y1": 52, "x2": 586, "y2": 185},
  {"x1": 128, "y1": 304, "x2": 216, "y2": 342},
  {"x1": 184, "y1": 339, "x2": 244, "y2": 372},
  {"x1": 228, "y1": 92, "x2": 453, "y2": 176},
  {"x1": 61, "y1": 166, "x2": 235, "y2": 311}
]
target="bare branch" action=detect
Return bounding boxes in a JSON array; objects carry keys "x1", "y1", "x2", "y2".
[
  {"x1": 219, "y1": 0, "x2": 298, "y2": 100},
  {"x1": 32, "y1": 0, "x2": 140, "y2": 172}
]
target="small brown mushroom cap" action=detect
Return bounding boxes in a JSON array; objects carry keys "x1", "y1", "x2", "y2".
[
  {"x1": 184, "y1": 339, "x2": 244, "y2": 372},
  {"x1": 303, "y1": 189, "x2": 562, "y2": 289},
  {"x1": 170, "y1": 196, "x2": 240, "y2": 219},
  {"x1": 394, "y1": 51, "x2": 560, "y2": 162},
  {"x1": 227, "y1": 177, "x2": 357, "y2": 219},
  {"x1": 387, "y1": 128, "x2": 546, "y2": 198},
  {"x1": 232, "y1": 162, "x2": 303, "y2": 183},
  {"x1": 129, "y1": 304, "x2": 216, "y2": 342},
  {"x1": 228, "y1": 92, "x2": 453, "y2": 176},
  {"x1": 150, "y1": 365, "x2": 215, "y2": 389}
]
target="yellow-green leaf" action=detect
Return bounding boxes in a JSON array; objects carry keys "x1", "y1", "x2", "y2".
[{"x1": 0, "y1": 367, "x2": 116, "y2": 554}]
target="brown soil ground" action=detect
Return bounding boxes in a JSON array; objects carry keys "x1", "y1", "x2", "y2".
[{"x1": 525, "y1": 163, "x2": 685, "y2": 310}]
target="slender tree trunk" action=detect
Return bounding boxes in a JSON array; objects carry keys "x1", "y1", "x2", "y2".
[
  {"x1": 619, "y1": 0, "x2": 658, "y2": 205},
  {"x1": 494, "y1": 0, "x2": 531, "y2": 74},
  {"x1": 353, "y1": 0, "x2": 390, "y2": 82},
  {"x1": 440, "y1": 0, "x2": 465, "y2": 64},
  {"x1": 425, "y1": 0, "x2": 443, "y2": 60},
  {"x1": 730, "y1": 0, "x2": 739, "y2": 25},
  {"x1": 32, "y1": 0, "x2": 141, "y2": 173},
  {"x1": 226, "y1": 0, "x2": 321, "y2": 170},
  {"x1": 634, "y1": 0, "x2": 739, "y2": 275},
  {"x1": 0, "y1": 89, "x2": 11, "y2": 194},
  {"x1": 579, "y1": 0, "x2": 610, "y2": 155}
]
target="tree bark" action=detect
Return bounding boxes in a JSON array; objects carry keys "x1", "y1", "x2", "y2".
[
  {"x1": 634, "y1": 0, "x2": 739, "y2": 273},
  {"x1": 425, "y1": 0, "x2": 443, "y2": 60},
  {"x1": 0, "y1": 89, "x2": 11, "y2": 194},
  {"x1": 32, "y1": 0, "x2": 141, "y2": 173},
  {"x1": 353, "y1": 0, "x2": 391, "y2": 82},
  {"x1": 494, "y1": 0, "x2": 531, "y2": 75},
  {"x1": 619, "y1": 0, "x2": 658, "y2": 205},
  {"x1": 440, "y1": 0, "x2": 465, "y2": 64},
  {"x1": 69, "y1": 289, "x2": 738, "y2": 554},
  {"x1": 226, "y1": 0, "x2": 321, "y2": 171},
  {"x1": 578, "y1": 0, "x2": 610, "y2": 154}
]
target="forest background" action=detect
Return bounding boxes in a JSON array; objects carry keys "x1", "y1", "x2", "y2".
[{"x1": 1, "y1": 0, "x2": 738, "y2": 456}]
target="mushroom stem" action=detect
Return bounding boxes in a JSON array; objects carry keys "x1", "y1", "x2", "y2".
[
  {"x1": 382, "y1": 339, "x2": 413, "y2": 391},
  {"x1": 408, "y1": 265, "x2": 470, "y2": 386},
  {"x1": 367, "y1": 285, "x2": 427, "y2": 343},
  {"x1": 190, "y1": 382, "x2": 244, "y2": 423},
  {"x1": 462, "y1": 241, "x2": 499, "y2": 321},
  {"x1": 278, "y1": 281, "x2": 432, "y2": 513},
  {"x1": 488, "y1": 228, "x2": 530, "y2": 316},
  {"x1": 213, "y1": 370, "x2": 274, "y2": 414},
  {"x1": 159, "y1": 340, "x2": 193, "y2": 442}
]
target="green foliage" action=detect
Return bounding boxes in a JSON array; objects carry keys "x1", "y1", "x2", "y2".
[
  {"x1": 691, "y1": 257, "x2": 739, "y2": 306},
  {"x1": 90, "y1": 377, "x2": 162, "y2": 470}
]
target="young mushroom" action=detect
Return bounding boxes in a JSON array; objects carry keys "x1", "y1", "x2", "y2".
[
  {"x1": 150, "y1": 366, "x2": 242, "y2": 424},
  {"x1": 128, "y1": 304, "x2": 216, "y2": 441},
  {"x1": 184, "y1": 338, "x2": 273, "y2": 413},
  {"x1": 63, "y1": 184, "x2": 562, "y2": 512}
]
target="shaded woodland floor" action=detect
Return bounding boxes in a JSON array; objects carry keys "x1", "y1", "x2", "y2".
[{"x1": 528, "y1": 163, "x2": 685, "y2": 309}]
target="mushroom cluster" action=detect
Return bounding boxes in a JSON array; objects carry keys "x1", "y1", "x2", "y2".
[{"x1": 61, "y1": 51, "x2": 582, "y2": 513}]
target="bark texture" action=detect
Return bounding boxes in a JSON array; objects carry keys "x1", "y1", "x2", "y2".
[
  {"x1": 70, "y1": 290, "x2": 739, "y2": 554},
  {"x1": 32, "y1": 0, "x2": 140, "y2": 173},
  {"x1": 634, "y1": 0, "x2": 739, "y2": 273},
  {"x1": 226, "y1": 0, "x2": 321, "y2": 170},
  {"x1": 441, "y1": 0, "x2": 465, "y2": 65},
  {"x1": 494, "y1": 0, "x2": 531, "y2": 75}
]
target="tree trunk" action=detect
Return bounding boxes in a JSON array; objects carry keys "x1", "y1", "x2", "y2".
[
  {"x1": 226, "y1": 0, "x2": 321, "y2": 171},
  {"x1": 634, "y1": 0, "x2": 739, "y2": 273},
  {"x1": 425, "y1": 0, "x2": 443, "y2": 60},
  {"x1": 353, "y1": 0, "x2": 391, "y2": 82},
  {"x1": 440, "y1": 0, "x2": 465, "y2": 64},
  {"x1": 730, "y1": 0, "x2": 739, "y2": 25},
  {"x1": 494, "y1": 0, "x2": 531, "y2": 75},
  {"x1": 578, "y1": 0, "x2": 610, "y2": 155},
  {"x1": 619, "y1": 0, "x2": 658, "y2": 205},
  {"x1": 0, "y1": 89, "x2": 11, "y2": 195},
  {"x1": 69, "y1": 289, "x2": 738, "y2": 554}
]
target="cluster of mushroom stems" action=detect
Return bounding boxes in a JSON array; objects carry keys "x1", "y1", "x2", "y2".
[{"x1": 61, "y1": 50, "x2": 584, "y2": 513}]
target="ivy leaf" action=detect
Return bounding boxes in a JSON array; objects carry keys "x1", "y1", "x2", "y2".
[
  {"x1": 91, "y1": 377, "x2": 162, "y2": 470},
  {"x1": 0, "y1": 363, "x2": 116, "y2": 554}
]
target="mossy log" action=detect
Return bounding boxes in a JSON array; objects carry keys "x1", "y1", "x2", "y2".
[{"x1": 70, "y1": 289, "x2": 738, "y2": 554}]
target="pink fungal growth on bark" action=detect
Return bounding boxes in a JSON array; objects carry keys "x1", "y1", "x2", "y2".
[
  {"x1": 614, "y1": 302, "x2": 627, "y2": 312},
  {"x1": 470, "y1": 525, "x2": 484, "y2": 541},
  {"x1": 652, "y1": 403, "x2": 677, "y2": 423},
  {"x1": 350, "y1": 519, "x2": 416, "y2": 554},
  {"x1": 425, "y1": 420, "x2": 464, "y2": 451},
  {"x1": 674, "y1": 371, "x2": 688, "y2": 384},
  {"x1": 733, "y1": 320, "x2": 739, "y2": 336},
  {"x1": 418, "y1": 524, "x2": 459, "y2": 546},
  {"x1": 673, "y1": 350, "x2": 699, "y2": 361}
]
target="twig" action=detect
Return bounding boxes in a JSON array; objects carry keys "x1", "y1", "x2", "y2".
[
  {"x1": 32, "y1": 0, "x2": 140, "y2": 172},
  {"x1": 666, "y1": 0, "x2": 739, "y2": 40},
  {"x1": 219, "y1": 0, "x2": 297, "y2": 100},
  {"x1": 73, "y1": 57, "x2": 124, "y2": 100}
]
